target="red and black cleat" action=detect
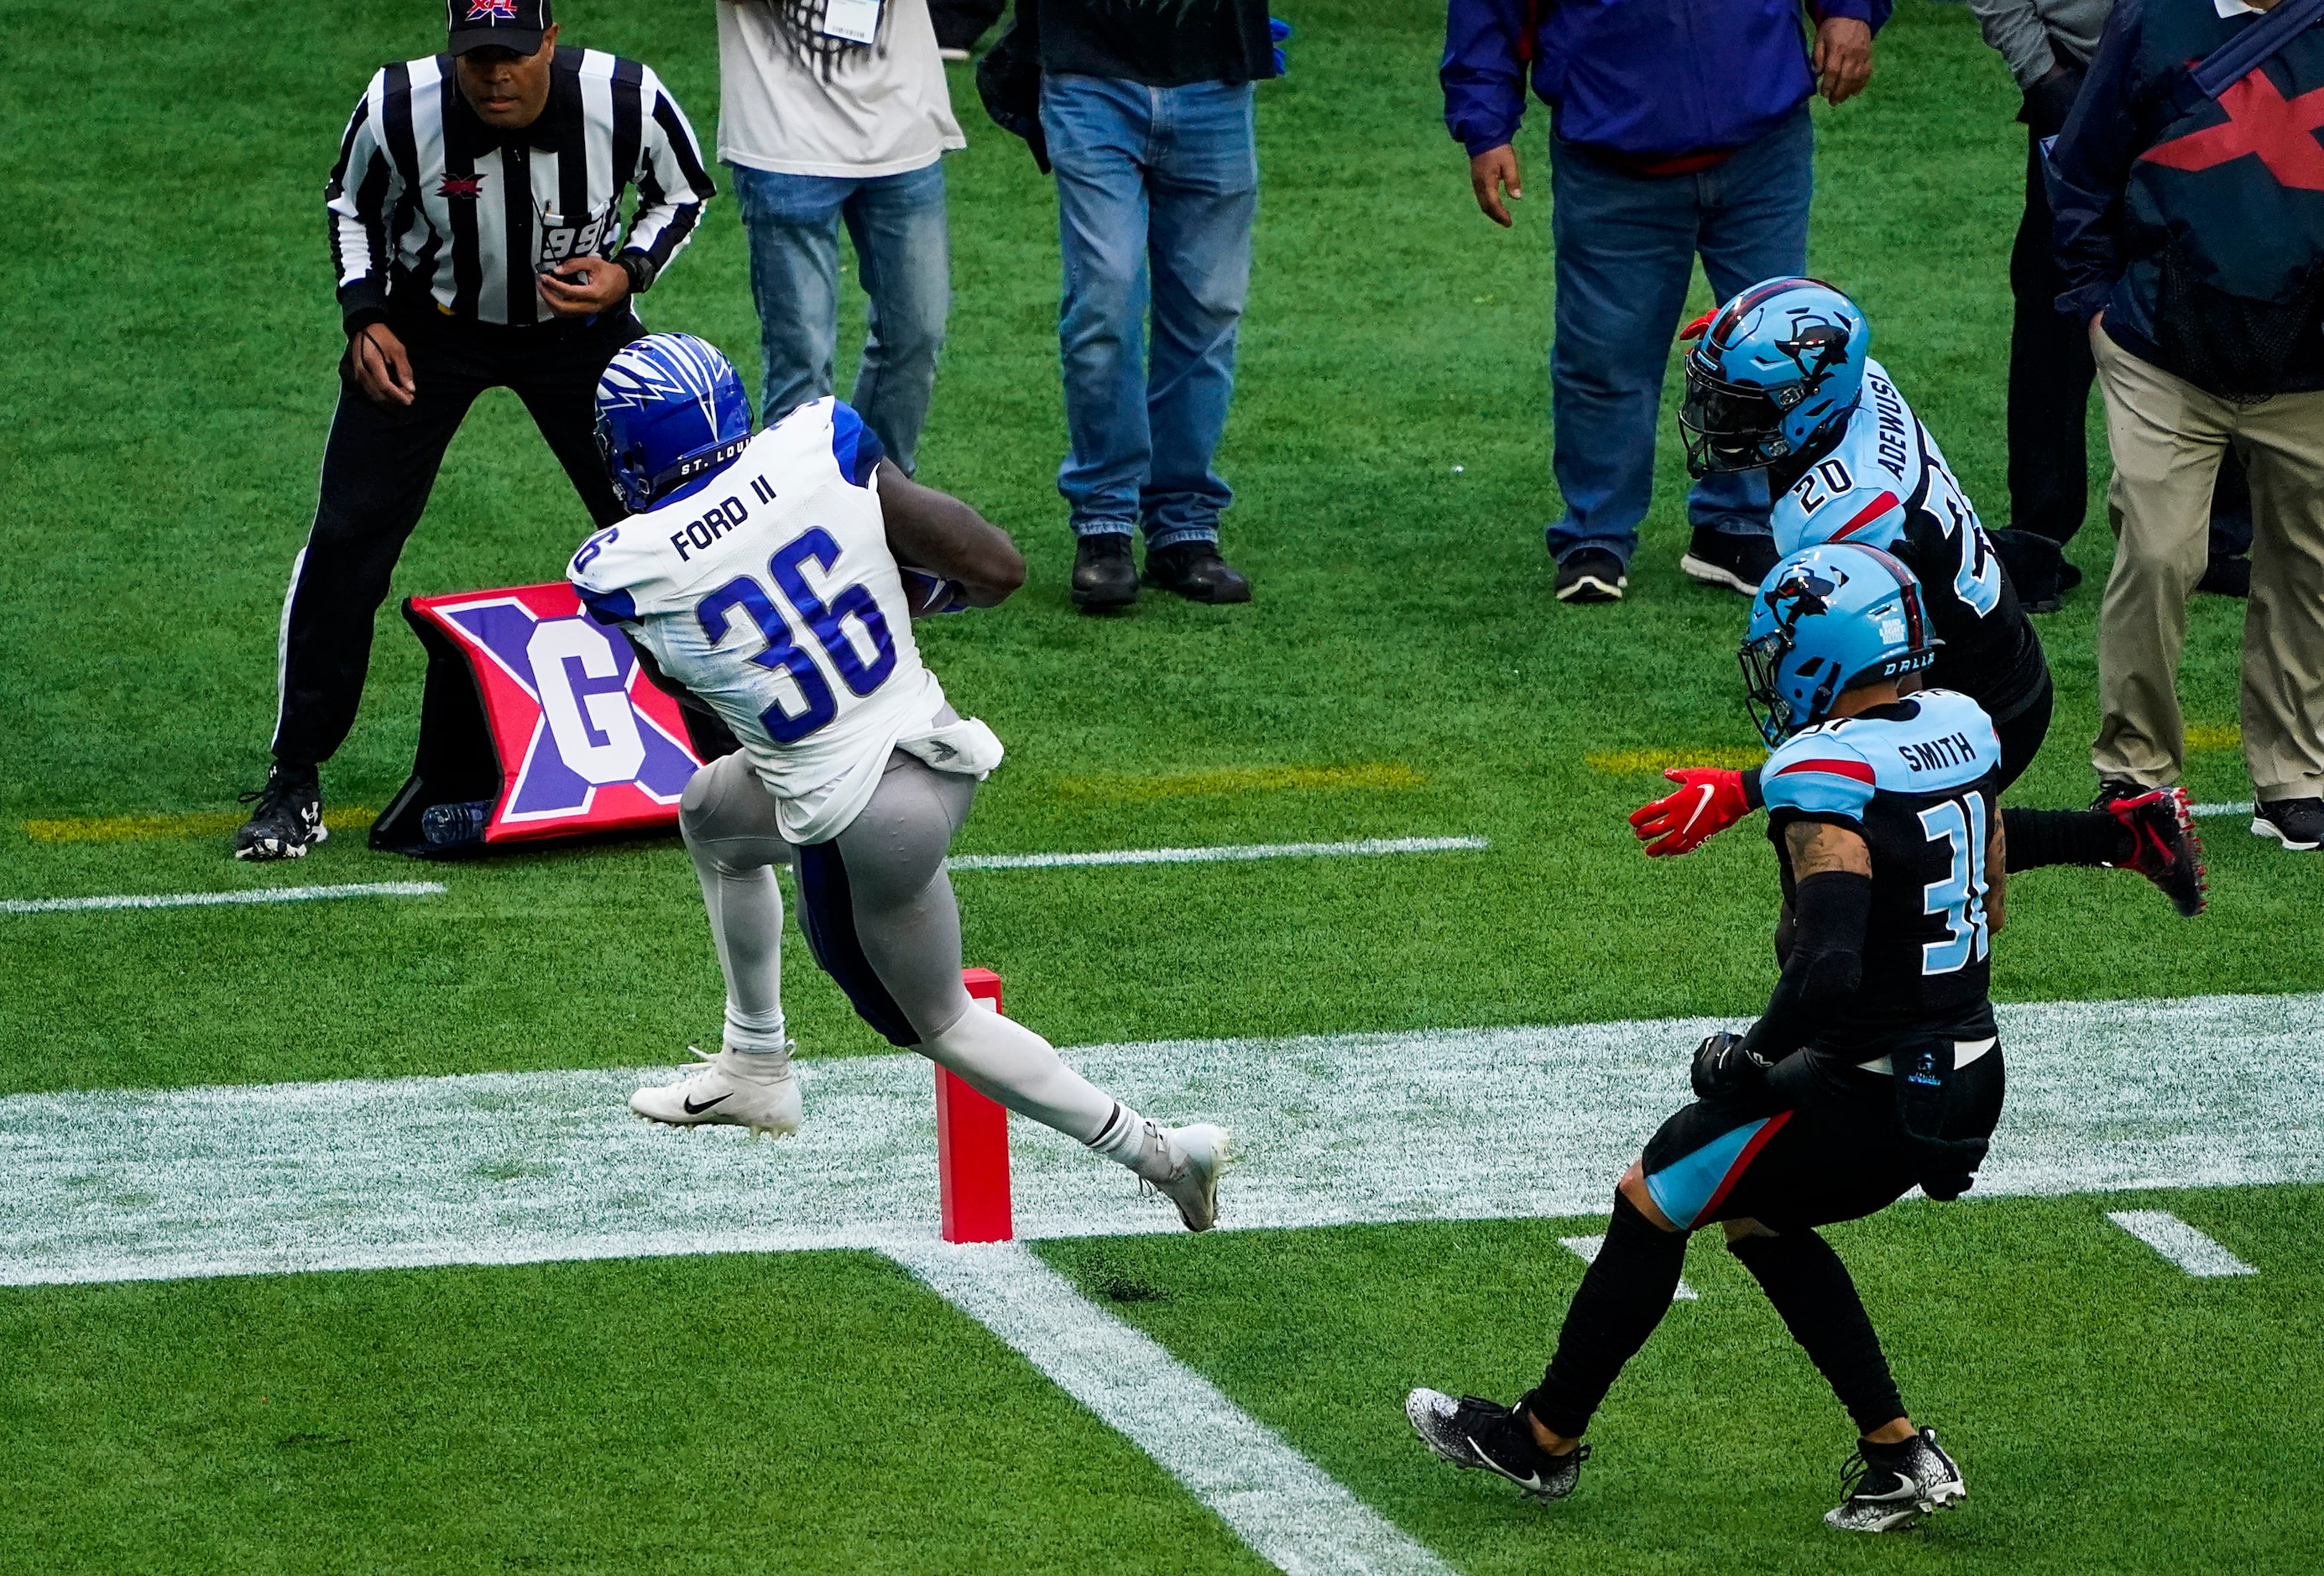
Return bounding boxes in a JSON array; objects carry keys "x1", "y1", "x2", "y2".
[{"x1": 2101, "y1": 785, "x2": 2207, "y2": 917}]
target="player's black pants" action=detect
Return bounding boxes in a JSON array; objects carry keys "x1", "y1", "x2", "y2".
[
  {"x1": 1988, "y1": 674, "x2": 2142, "y2": 872},
  {"x1": 2008, "y1": 128, "x2": 2250, "y2": 559},
  {"x1": 270, "y1": 307, "x2": 644, "y2": 767},
  {"x1": 1525, "y1": 1041, "x2": 2005, "y2": 1440}
]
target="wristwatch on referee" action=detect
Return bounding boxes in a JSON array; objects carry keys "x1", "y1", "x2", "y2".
[{"x1": 616, "y1": 252, "x2": 655, "y2": 297}]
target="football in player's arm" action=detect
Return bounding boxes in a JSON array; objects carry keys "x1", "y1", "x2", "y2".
[
  {"x1": 1408, "y1": 544, "x2": 2004, "y2": 1534},
  {"x1": 1636, "y1": 277, "x2": 2204, "y2": 920}
]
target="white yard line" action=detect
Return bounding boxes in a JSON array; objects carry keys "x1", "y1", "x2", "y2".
[
  {"x1": 889, "y1": 1240, "x2": 1454, "y2": 1576},
  {"x1": 2104, "y1": 1210, "x2": 2258, "y2": 1276},
  {"x1": 3, "y1": 991, "x2": 2318, "y2": 1290},
  {"x1": 0, "y1": 881, "x2": 446, "y2": 916},
  {"x1": 2190, "y1": 803, "x2": 2253, "y2": 818},
  {"x1": 945, "y1": 837, "x2": 1489, "y2": 871},
  {"x1": 1560, "y1": 1234, "x2": 1699, "y2": 1300}
]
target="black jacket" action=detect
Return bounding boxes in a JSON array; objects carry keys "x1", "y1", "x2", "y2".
[{"x1": 2050, "y1": 0, "x2": 2324, "y2": 397}]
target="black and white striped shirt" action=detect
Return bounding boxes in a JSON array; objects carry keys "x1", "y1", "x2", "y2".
[{"x1": 326, "y1": 47, "x2": 715, "y2": 331}]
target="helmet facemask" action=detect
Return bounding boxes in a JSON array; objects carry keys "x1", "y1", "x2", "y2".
[
  {"x1": 1740, "y1": 566, "x2": 1839, "y2": 746},
  {"x1": 1680, "y1": 357, "x2": 1802, "y2": 477}
]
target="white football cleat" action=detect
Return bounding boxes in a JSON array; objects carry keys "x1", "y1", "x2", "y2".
[
  {"x1": 1145, "y1": 1122, "x2": 1230, "y2": 1232},
  {"x1": 629, "y1": 1046, "x2": 802, "y2": 1138},
  {"x1": 1825, "y1": 1427, "x2": 1966, "y2": 1532}
]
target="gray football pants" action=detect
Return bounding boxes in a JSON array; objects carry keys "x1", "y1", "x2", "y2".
[{"x1": 678, "y1": 749, "x2": 1141, "y2": 1154}]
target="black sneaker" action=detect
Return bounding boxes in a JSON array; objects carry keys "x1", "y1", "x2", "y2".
[
  {"x1": 1071, "y1": 533, "x2": 1139, "y2": 612},
  {"x1": 1679, "y1": 525, "x2": 1778, "y2": 595},
  {"x1": 233, "y1": 762, "x2": 326, "y2": 862},
  {"x1": 1825, "y1": 1427, "x2": 1966, "y2": 1533},
  {"x1": 2100, "y1": 785, "x2": 2207, "y2": 916},
  {"x1": 2253, "y1": 796, "x2": 2324, "y2": 852},
  {"x1": 1404, "y1": 1388, "x2": 1588, "y2": 1501},
  {"x1": 2199, "y1": 555, "x2": 2252, "y2": 598},
  {"x1": 1142, "y1": 540, "x2": 1252, "y2": 604},
  {"x1": 1554, "y1": 548, "x2": 1627, "y2": 603}
]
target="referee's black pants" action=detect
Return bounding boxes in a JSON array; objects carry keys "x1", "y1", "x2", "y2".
[
  {"x1": 2008, "y1": 127, "x2": 2250, "y2": 557},
  {"x1": 271, "y1": 306, "x2": 643, "y2": 768}
]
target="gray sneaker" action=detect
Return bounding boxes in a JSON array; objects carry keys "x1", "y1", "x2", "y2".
[{"x1": 1825, "y1": 1427, "x2": 1966, "y2": 1532}]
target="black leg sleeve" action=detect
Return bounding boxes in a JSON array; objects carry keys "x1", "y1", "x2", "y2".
[
  {"x1": 2005, "y1": 128, "x2": 2096, "y2": 545},
  {"x1": 2002, "y1": 806, "x2": 2133, "y2": 871},
  {"x1": 271, "y1": 355, "x2": 479, "y2": 766},
  {"x1": 511, "y1": 313, "x2": 646, "y2": 529},
  {"x1": 1726, "y1": 1229, "x2": 1904, "y2": 1437},
  {"x1": 1526, "y1": 1192, "x2": 1689, "y2": 1439}
]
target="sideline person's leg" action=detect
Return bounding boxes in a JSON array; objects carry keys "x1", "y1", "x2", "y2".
[
  {"x1": 1042, "y1": 75, "x2": 1155, "y2": 540},
  {"x1": 731, "y1": 164, "x2": 850, "y2": 428},
  {"x1": 843, "y1": 159, "x2": 951, "y2": 474},
  {"x1": 796, "y1": 754, "x2": 1229, "y2": 1225},
  {"x1": 2008, "y1": 129, "x2": 2096, "y2": 551},
  {"x1": 1689, "y1": 107, "x2": 1813, "y2": 560},
  {"x1": 1139, "y1": 80, "x2": 1256, "y2": 554},
  {"x1": 628, "y1": 750, "x2": 802, "y2": 1135},
  {"x1": 2232, "y1": 389, "x2": 2324, "y2": 828},
  {"x1": 1545, "y1": 142, "x2": 1701, "y2": 575},
  {"x1": 2090, "y1": 331, "x2": 2235, "y2": 791},
  {"x1": 270, "y1": 326, "x2": 485, "y2": 770},
  {"x1": 512, "y1": 312, "x2": 649, "y2": 527}
]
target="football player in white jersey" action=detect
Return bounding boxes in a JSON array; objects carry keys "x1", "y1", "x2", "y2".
[
  {"x1": 1628, "y1": 279, "x2": 2206, "y2": 919},
  {"x1": 568, "y1": 333, "x2": 1228, "y2": 1230}
]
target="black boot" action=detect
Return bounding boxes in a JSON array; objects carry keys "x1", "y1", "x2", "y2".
[
  {"x1": 1142, "y1": 540, "x2": 1252, "y2": 604},
  {"x1": 1071, "y1": 533, "x2": 1139, "y2": 612}
]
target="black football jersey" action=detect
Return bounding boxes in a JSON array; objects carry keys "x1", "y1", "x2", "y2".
[{"x1": 1763, "y1": 691, "x2": 2005, "y2": 1051}]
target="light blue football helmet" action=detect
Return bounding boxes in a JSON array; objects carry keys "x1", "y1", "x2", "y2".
[
  {"x1": 1680, "y1": 277, "x2": 1870, "y2": 476},
  {"x1": 594, "y1": 332, "x2": 753, "y2": 513},
  {"x1": 1741, "y1": 541, "x2": 1941, "y2": 746}
]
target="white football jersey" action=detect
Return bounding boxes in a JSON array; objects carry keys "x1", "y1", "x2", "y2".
[{"x1": 568, "y1": 398, "x2": 955, "y2": 843}]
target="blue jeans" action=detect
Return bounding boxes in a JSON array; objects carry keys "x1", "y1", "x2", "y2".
[
  {"x1": 729, "y1": 159, "x2": 950, "y2": 475},
  {"x1": 1041, "y1": 75, "x2": 1257, "y2": 547},
  {"x1": 1544, "y1": 107, "x2": 1814, "y2": 566}
]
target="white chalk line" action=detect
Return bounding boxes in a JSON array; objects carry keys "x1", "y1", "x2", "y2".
[
  {"x1": 1561, "y1": 1234, "x2": 1699, "y2": 1300},
  {"x1": 4, "y1": 990, "x2": 2318, "y2": 1291},
  {"x1": 889, "y1": 1240, "x2": 1453, "y2": 1576},
  {"x1": 2105, "y1": 1210, "x2": 2258, "y2": 1277},
  {"x1": 0, "y1": 881, "x2": 446, "y2": 915},
  {"x1": 2190, "y1": 803, "x2": 2252, "y2": 819},
  {"x1": 945, "y1": 837, "x2": 1489, "y2": 871},
  {"x1": 0, "y1": 841, "x2": 1485, "y2": 915}
]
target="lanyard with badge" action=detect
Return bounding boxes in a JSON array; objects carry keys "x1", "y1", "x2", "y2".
[{"x1": 821, "y1": 0, "x2": 880, "y2": 44}]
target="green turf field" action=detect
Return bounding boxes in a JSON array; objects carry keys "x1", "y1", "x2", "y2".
[{"x1": 3, "y1": 1, "x2": 2317, "y2": 1570}]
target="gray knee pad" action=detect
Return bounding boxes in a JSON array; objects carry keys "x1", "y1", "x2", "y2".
[{"x1": 681, "y1": 751, "x2": 791, "y2": 870}]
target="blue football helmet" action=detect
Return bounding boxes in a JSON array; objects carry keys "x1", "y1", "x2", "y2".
[
  {"x1": 594, "y1": 332, "x2": 753, "y2": 513},
  {"x1": 1741, "y1": 542, "x2": 1941, "y2": 746},
  {"x1": 1679, "y1": 277, "x2": 1869, "y2": 476}
]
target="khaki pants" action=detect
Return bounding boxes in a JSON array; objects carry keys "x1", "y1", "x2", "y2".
[{"x1": 2092, "y1": 328, "x2": 2324, "y2": 801}]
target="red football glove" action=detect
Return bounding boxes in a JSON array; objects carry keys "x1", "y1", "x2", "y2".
[{"x1": 1630, "y1": 768, "x2": 1751, "y2": 857}]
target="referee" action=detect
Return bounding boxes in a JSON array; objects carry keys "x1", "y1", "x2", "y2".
[{"x1": 235, "y1": 0, "x2": 715, "y2": 860}]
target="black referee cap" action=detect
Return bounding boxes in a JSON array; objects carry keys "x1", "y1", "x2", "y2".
[{"x1": 447, "y1": 0, "x2": 552, "y2": 57}]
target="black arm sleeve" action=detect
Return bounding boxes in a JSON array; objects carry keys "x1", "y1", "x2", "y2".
[
  {"x1": 1742, "y1": 765, "x2": 1765, "y2": 811},
  {"x1": 1738, "y1": 869, "x2": 1871, "y2": 1064}
]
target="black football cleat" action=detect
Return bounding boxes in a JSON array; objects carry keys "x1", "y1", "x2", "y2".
[
  {"x1": 1825, "y1": 1427, "x2": 1966, "y2": 1532},
  {"x1": 2101, "y1": 785, "x2": 2207, "y2": 916},
  {"x1": 1142, "y1": 540, "x2": 1251, "y2": 604},
  {"x1": 1071, "y1": 532, "x2": 1139, "y2": 612},
  {"x1": 1405, "y1": 1389, "x2": 1588, "y2": 1501},
  {"x1": 233, "y1": 762, "x2": 326, "y2": 862}
]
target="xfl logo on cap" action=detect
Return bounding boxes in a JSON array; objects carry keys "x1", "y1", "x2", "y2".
[
  {"x1": 415, "y1": 583, "x2": 701, "y2": 842},
  {"x1": 467, "y1": 0, "x2": 520, "y2": 19}
]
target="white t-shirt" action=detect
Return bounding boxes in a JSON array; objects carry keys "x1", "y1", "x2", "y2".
[
  {"x1": 717, "y1": 0, "x2": 966, "y2": 179},
  {"x1": 569, "y1": 399, "x2": 1000, "y2": 843}
]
